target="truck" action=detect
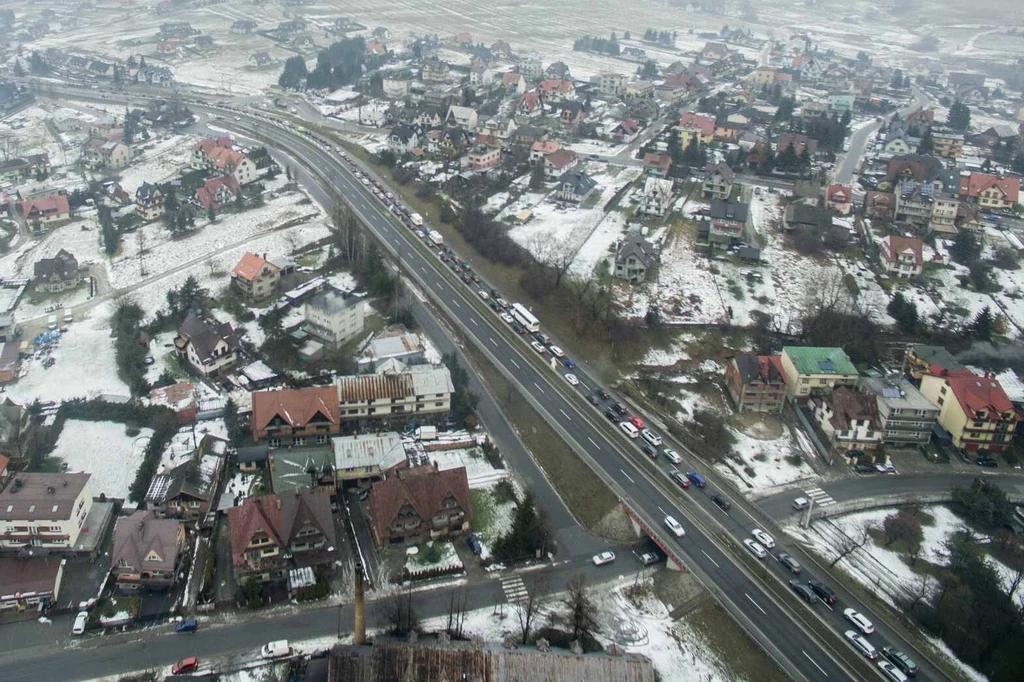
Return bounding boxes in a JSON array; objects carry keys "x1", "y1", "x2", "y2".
[
  {"x1": 410, "y1": 212, "x2": 424, "y2": 227},
  {"x1": 427, "y1": 230, "x2": 443, "y2": 246}
]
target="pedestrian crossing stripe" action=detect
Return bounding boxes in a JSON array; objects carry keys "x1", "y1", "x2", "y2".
[
  {"x1": 501, "y1": 576, "x2": 528, "y2": 603},
  {"x1": 804, "y1": 487, "x2": 835, "y2": 506}
]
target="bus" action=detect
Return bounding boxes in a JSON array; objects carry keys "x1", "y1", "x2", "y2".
[{"x1": 510, "y1": 303, "x2": 540, "y2": 333}]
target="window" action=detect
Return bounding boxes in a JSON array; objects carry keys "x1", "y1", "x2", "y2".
[
  {"x1": 435, "y1": 402, "x2": 443, "y2": 407},
  {"x1": 316, "y1": 434, "x2": 329, "y2": 445},
  {"x1": 294, "y1": 436, "x2": 306, "y2": 446},
  {"x1": 269, "y1": 438, "x2": 281, "y2": 447}
]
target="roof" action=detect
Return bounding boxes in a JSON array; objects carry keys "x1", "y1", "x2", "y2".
[
  {"x1": 148, "y1": 382, "x2": 197, "y2": 412},
  {"x1": 643, "y1": 176, "x2": 674, "y2": 201},
  {"x1": 236, "y1": 445, "x2": 270, "y2": 464},
  {"x1": 337, "y1": 373, "x2": 414, "y2": 402},
  {"x1": 776, "y1": 132, "x2": 818, "y2": 155},
  {"x1": 858, "y1": 377, "x2": 936, "y2": 412},
  {"x1": 882, "y1": 235, "x2": 923, "y2": 266},
  {"x1": 530, "y1": 140, "x2": 560, "y2": 155},
  {"x1": 710, "y1": 199, "x2": 749, "y2": 223},
  {"x1": 308, "y1": 289, "x2": 359, "y2": 315},
  {"x1": 331, "y1": 432, "x2": 406, "y2": 472},
  {"x1": 826, "y1": 184, "x2": 852, "y2": 203},
  {"x1": 252, "y1": 386, "x2": 340, "y2": 432},
  {"x1": 960, "y1": 172, "x2": 1020, "y2": 204},
  {"x1": 783, "y1": 346, "x2": 858, "y2": 376},
  {"x1": 0, "y1": 473, "x2": 90, "y2": 521},
  {"x1": 824, "y1": 387, "x2": 878, "y2": 430},
  {"x1": 909, "y1": 345, "x2": 964, "y2": 371},
  {"x1": 193, "y1": 136, "x2": 233, "y2": 156},
  {"x1": 731, "y1": 354, "x2": 787, "y2": 386},
  {"x1": 362, "y1": 333, "x2": 425, "y2": 362},
  {"x1": 616, "y1": 229, "x2": 655, "y2": 267},
  {"x1": 33, "y1": 249, "x2": 77, "y2": 282},
  {"x1": 642, "y1": 152, "x2": 671, "y2": 172},
  {"x1": 111, "y1": 510, "x2": 181, "y2": 574},
  {"x1": 177, "y1": 313, "x2": 239, "y2": 364},
  {"x1": 544, "y1": 149, "x2": 578, "y2": 169},
  {"x1": 945, "y1": 373, "x2": 1018, "y2": 420},
  {"x1": 227, "y1": 489, "x2": 336, "y2": 566},
  {"x1": 558, "y1": 170, "x2": 597, "y2": 196},
  {"x1": 407, "y1": 365, "x2": 455, "y2": 396},
  {"x1": 0, "y1": 557, "x2": 64, "y2": 598},
  {"x1": 703, "y1": 162, "x2": 735, "y2": 183},
  {"x1": 887, "y1": 154, "x2": 945, "y2": 184},
  {"x1": 20, "y1": 194, "x2": 69, "y2": 221},
  {"x1": 679, "y1": 112, "x2": 715, "y2": 137},
  {"x1": 368, "y1": 466, "x2": 472, "y2": 540},
  {"x1": 145, "y1": 436, "x2": 225, "y2": 505}
]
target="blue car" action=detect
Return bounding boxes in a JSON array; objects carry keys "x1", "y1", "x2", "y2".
[
  {"x1": 176, "y1": 617, "x2": 199, "y2": 633},
  {"x1": 564, "y1": 358, "x2": 576, "y2": 369}
]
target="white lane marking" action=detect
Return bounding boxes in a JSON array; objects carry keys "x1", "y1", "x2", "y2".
[
  {"x1": 801, "y1": 651, "x2": 828, "y2": 677},
  {"x1": 489, "y1": 337, "x2": 497, "y2": 347},
  {"x1": 700, "y1": 550, "x2": 720, "y2": 569},
  {"x1": 744, "y1": 593, "x2": 767, "y2": 615},
  {"x1": 419, "y1": 266, "x2": 427, "y2": 274},
  {"x1": 469, "y1": 317, "x2": 478, "y2": 326},
  {"x1": 533, "y1": 381, "x2": 544, "y2": 394},
  {"x1": 657, "y1": 506, "x2": 666, "y2": 515},
  {"x1": 579, "y1": 382, "x2": 589, "y2": 391},
  {"x1": 587, "y1": 436, "x2": 598, "y2": 448},
  {"x1": 620, "y1": 469, "x2": 635, "y2": 485},
  {"x1": 510, "y1": 359, "x2": 520, "y2": 369},
  {"x1": 452, "y1": 300, "x2": 461, "y2": 308},
  {"x1": 559, "y1": 408, "x2": 570, "y2": 421}
]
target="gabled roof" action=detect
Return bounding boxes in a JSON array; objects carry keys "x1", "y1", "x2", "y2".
[
  {"x1": 824, "y1": 387, "x2": 877, "y2": 430},
  {"x1": 227, "y1": 489, "x2": 336, "y2": 566},
  {"x1": 20, "y1": 194, "x2": 69, "y2": 220},
  {"x1": 177, "y1": 313, "x2": 239, "y2": 363},
  {"x1": 960, "y1": 172, "x2": 1020, "y2": 204},
  {"x1": 910, "y1": 345, "x2": 964, "y2": 372},
  {"x1": 557, "y1": 170, "x2": 597, "y2": 196},
  {"x1": 642, "y1": 152, "x2": 672, "y2": 172},
  {"x1": 544, "y1": 149, "x2": 577, "y2": 170},
  {"x1": 111, "y1": 510, "x2": 181, "y2": 574},
  {"x1": 232, "y1": 252, "x2": 279, "y2": 281},
  {"x1": 252, "y1": 386, "x2": 340, "y2": 432},
  {"x1": 703, "y1": 162, "x2": 735, "y2": 183},
  {"x1": 529, "y1": 140, "x2": 559, "y2": 155},
  {"x1": 33, "y1": 248, "x2": 77, "y2": 281},
  {"x1": 710, "y1": 199, "x2": 748, "y2": 223},
  {"x1": 145, "y1": 436, "x2": 225, "y2": 505},
  {"x1": 614, "y1": 119, "x2": 639, "y2": 135},
  {"x1": 783, "y1": 346, "x2": 858, "y2": 376},
  {"x1": 615, "y1": 229, "x2": 655, "y2": 267},
  {"x1": 882, "y1": 235, "x2": 923, "y2": 266},
  {"x1": 826, "y1": 184, "x2": 852, "y2": 203},
  {"x1": 679, "y1": 112, "x2": 716, "y2": 137},
  {"x1": 368, "y1": 466, "x2": 471, "y2": 540},
  {"x1": 944, "y1": 373, "x2": 1019, "y2": 420},
  {"x1": 731, "y1": 354, "x2": 787, "y2": 386}
]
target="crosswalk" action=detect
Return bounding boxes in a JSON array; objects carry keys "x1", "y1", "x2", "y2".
[
  {"x1": 803, "y1": 487, "x2": 836, "y2": 507},
  {"x1": 500, "y1": 576, "x2": 528, "y2": 604}
]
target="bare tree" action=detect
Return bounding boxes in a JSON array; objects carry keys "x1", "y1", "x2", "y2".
[
  {"x1": 562, "y1": 572, "x2": 599, "y2": 645},
  {"x1": 379, "y1": 583, "x2": 419, "y2": 636},
  {"x1": 444, "y1": 585, "x2": 469, "y2": 639},
  {"x1": 829, "y1": 521, "x2": 875, "y2": 568},
  {"x1": 331, "y1": 203, "x2": 363, "y2": 264},
  {"x1": 0, "y1": 132, "x2": 20, "y2": 162},
  {"x1": 514, "y1": 576, "x2": 548, "y2": 644}
]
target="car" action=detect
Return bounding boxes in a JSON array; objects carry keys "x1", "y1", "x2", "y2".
[
  {"x1": 685, "y1": 471, "x2": 706, "y2": 488},
  {"x1": 477, "y1": 289, "x2": 490, "y2": 301},
  {"x1": 564, "y1": 358, "x2": 576, "y2": 369},
  {"x1": 743, "y1": 539, "x2": 767, "y2": 559},
  {"x1": 620, "y1": 421, "x2": 640, "y2": 438},
  {"x1": 792, "y1": 497, "x2": 810, "y2": 510},
  {"x1": 175, "y1": 617, "x2": 199, "y2": 633},
  {"x1": 778, "y1": 552, "x2": 802, "y2": 574},
  {"x1": 534, "y1": 333, "x2": 551, "y2": 345},
  {"x1": 875, "y1": 462, "x2": 897, "y2": 474},
  {"x1": 586, "y1": 393, "x2": 600, "y2": 405},
  {"x1": 844, "y1": 608, "x2": 874, "y2": 634},
  {"x1": 662, "y1": 448, "x2": 682, "y2": 464},
  {"x1": 440, "y1": 254, "x2": 450, "y2": 263},
  {"x1": 512, "y1": 322, "x2": 526, "y2": 335},
  {"x1": 530, "y1": 341, "x2": 547, "y2": 354},
  {"x1": 500, "y1": 313, "x2": 514, "y2": 325},
  {"x1": 564, "y1": 373, "x2": 579, "y2": 386},
  {"x1": 977, "y1": 456, "x2": 998, "y2": 468},
  {"x1": 597, "y1": 389, "x2": 610, "y2": 400},
  {"x1": 592, "y1": 551, "x2": 616, "y2": 566},
  {"x1": 878, "y1": 661, "x2": 909, "y2": 682},
  {"x1": 751, "y1": 529, "x2": 775, "y2": 549},
  {"x1": 629, "y1": 415, "x2": 646, "y2": 430},
  {"x1": 613, "y1": 402, "x2": 629, "y2": 416},
  {"x1": 142, "y1": 356, "x2": 155, "y2": 366},
  {"x1": 808, "y1": 580, "x2": 837, "y2": 605},
  {"x1": 881, "y1": 647, "x2": 919, "y2": 676},
  {"x1": 669, "y1": 470, "x2": 691, "y2": 489},
  {"x1": 640, "y1": 429, "x2": 662, "y2": 447},
  {"x1": 711, "y1": 494, "x2": 731, "y2": 510},
  {"x1": 171, "y1": 657, "x2": 199, "y2": 675},
  {"x1": 637, "y1": 551, "x2": 661, "y2": 565},
  {"x1": 548, "y1": 345, "x2": 565, "y2": 358},
  {"x1": 789, "y1": 580, "x2": 817, "y2": 603},
  {"x1": 844, "y1": 630, "x2": 877, "y2": 660},
  {"x1": 642, "y1": 444, "x2": 658, "y2": 459},
  {"x1": 604, "y1": 408, "x2": 618, "y2": 421},
  {"x1": 854, "y1": 463, "x2": 876, "y2": 474},
  {"x1": 495, "y1": 298, "x2": 509, "y2": 309},
  {"x1": 72, "y1": 611, "x2": 89, "y2": 635},
  {"x1": 664, "y1": 516, "x2": 685, "y2": 537},
  {"x1": 461, "y1": 273, "x2": 472, "y2": 284}
]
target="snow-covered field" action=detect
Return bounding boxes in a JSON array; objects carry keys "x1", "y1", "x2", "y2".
[
  {"x1": 716, "y1": 424, "x2": 819, "y2": 494},
  {"x1": 50, "y1": 420, "x2": 154, "y2": 500}
]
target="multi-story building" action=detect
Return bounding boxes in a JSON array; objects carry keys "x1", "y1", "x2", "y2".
[
  {"x1": 613, "y1": 229, "x2": 656, "y2": 284},
  {"x1": 110, "y1": 510, "x2": 184, "y2": 592},
  {"x1": 251, "y1": 386, "x2": 341, "y2": 446},
  {"x1": 464, "y1": 144, "x2": 501, "y2": 170},
  {"x1": 336, "y1": 366, "x2": 454, "y2": 424},
  {"x1": 231, "y1": 252, "x2": 281, "y2": 301},
  {"x1": 780, "y1": 346, "x2": 859, "y2": 399},
  {"x1": 725, "y1": 354, "x2": 788, "y2": 413},
  {"x1": 931, "y1": 129, "x2": 964, "y2": 158},
  {"x1": 598, "y1": 72, "x2": 628, "y2": 97},
  {"x1": 174, "y1": 313, "x2": 239, "y2": 377},
  {"x1": 331, "y1": 431, "x2": 408, "y2": 483},
  {"x1": 135, "y1": 182, "x2": 164, "y2": 221},
  {"x1": 701, "y1": 163, "x2": 734, "y2": 200},
  {"x1": 304, "y1": 289, "x2": 365, "y2": 349},
  {"x1": 958, "y1": 172, "x2": 1021, "y2": 211},
  {"x1": 368, "y1": 465, "x2": 472, "y2": 545},
  {"x1": 33, "y1": 249, "x2": 80, "y2": 293},
  {"x1": 879, "y1": 235, "x2": 924, "y2": 278},
  {"x1": 919, "y1": 369, "x2": 1020, "y2": 453},
  {"x1": 858, "y1": 377, "x2": 938, "y2": 447},
  {"x1": 144, "y1": 436, "x2": 226, "y2": 520},
  {"x1": 810, "y1": 387, "x2": 883, "y2": 453},
  {"x1": 904, "y1": 344, "x2": 965, "y2": 381},
  {"x1": 0, "y1": 473, "x2": 92, "y2": 550}
]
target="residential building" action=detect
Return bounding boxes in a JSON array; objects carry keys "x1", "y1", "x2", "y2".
[
  {"x1": 195, "y1": 174, "x2": 240, "y2": 211},
  {"x1": 599, "y1": 72, "x2": 628, "y2": 97},
  {"x1": 825, "y1": 184, "x2": 853, "y2": 214},
  {"x1": 304, "y1": 289, "x2": 365, "y2": 350},
  {"x1": 724, "y1": 354, "x2": 788, "y2": 413},
  {"x1": 775, "y1": 132, "x2": 817, "y2": 158},
  {"x1": 811, "y1": 387, "x2": 883, "y2": 452},
  {"x1": 237, "y1": 445, "x2": 269, "y2": 473},
  {"x1": 135, "y1": 182, "x2": 164, "y2": 221},
  {"x1": 559, "y1": 101, "x2": 584, "y2": 129},
  {"x1": 501, "y1": 72, "x2": 527, "y2": 96},
  {"x1": 0, "y1": 473, "x2": 92, "y2": 550},
  {"x1": 528, "y1": 140, "x2": 559, "y2": 165},
  {"x1": 174, "y1": 313, "x2": 239, "y2": 377},
  {"x1": 368, "y1": 465, "x2": 472, "y2": 545},
  {"x1": 336, "y1": 366, "x2": 454, "y2": 424},
  {"x1": 642, "y1": 152, "x2": 672, "y2": 178},
  {"x1": 706, "y1": 199, "x2": 749, "y2": 248},
  {"x1": 701, "y1": 163, "x2": 734, "y2": 200},
  {"x1": 611, "y1": 119, "x2": 640, "y2": 143},
  {"x1": 893, "y1": 180, "x2": 938, "y2": 227},
  {"x1": 230, "y1": 252, "x2": 281, "y2": 301},
  {"x1": 858, "y1": 376, "x2": 938, "y2": 447},
  {"x1": 920, "y1": 369, "x2": 1020, "y2": 453},
  {"x1": 226, "y1": 489, "x2": 337, "y2": 583},
  {"x1": 82, "y1": 139, "x2": 131, "y2": 170},
  {"x1": 827, "y1": 93, "x2": 855, "y2": 114},
  {"x1": 614, "y1": 229, "x2": 655, "y2": 284},
  {"x1": 639, "y1": 177, "x2": 674, "y2": 216},
  {"x1": 930, "y1": 192, "x2": 959, "y2": 233},
  {"x1": 144, "y1": 436, "x2": 226, "y2": 520},
  {"x1": 251, "y1": 386, "x2": 341, "y2": 446},
  {"x1": 931, "y1": 129, "x2": 964, "y2": 158},
  {"x1": 752, "y1": 66, "x2": 777, "y2": 86},
  {"x1": 863, "y1": 191, "x2": 895, "y2": 220},
  {"x1": 445, "y1": 105, "x2": 478, "y2": 130},
  {"x1": 110, "y1": 510, "x2": 185, "y2": 592},
  {"x1": 677, "y1": 112, "x2": 716, "y2": 147},
  {"x1": 148, "y1": 382, "x2": 197, "y2": 424},
  {"x1": 358, "y1": 331, "x2": 425, "y2": 371},
  {"x1": 0, "y1": 557, "x2": 65, "y2": 614},
  {"x1": 465, "y1": 144, "x2": 501, "y2": 170},
  {"x1": 331, "y1": 431, "x2": 407, "y2": 483},
  {"x1": 420, "y1": 58, "x2": 450, "y2": 83},
  {"x1": 19, "y1": 194, "x2": 70, "y2": 228},
  {"x1": 958, "y1": 172, "x2": 1020, "y2": 211},
  {"x1": 33, "y1": 249, "x2": 80, "y2": 293},
  {"x1": 538, "y1": 79, "x2": 576, "y2": 103},
  {"x1": 543, "y1": 149, "x2": 578, "y2": 179},
  {"x1": 555, "y1": 171, "x2": 597, "y2": 204},
  {"x1": 387, "y1": 124, "x2": 419, "y2": 155},
  {"x1": 879, "y1": 235, "x2": 924, "y2": 278},
  {"x1": 191, "y1": 137, "x2": 256, "y2": 185},
  {"x1": 780, "y1": 346, "x2": 859, "y2": 398}
]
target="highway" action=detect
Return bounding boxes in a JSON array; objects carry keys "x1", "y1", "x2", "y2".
[{"x1": 29, "y1": 82, "x2": 948, "y2": 681}]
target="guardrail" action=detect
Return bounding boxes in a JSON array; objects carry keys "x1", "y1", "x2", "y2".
[{"x1": 812, "y1": 492, "x2": 1024, "y2": 520}]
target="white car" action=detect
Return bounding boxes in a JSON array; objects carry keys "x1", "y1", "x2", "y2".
[
  {"x1": 592, "y1": 551, "x2": 616, "y2": 566},
  {"x1": 751, "y1": 528, "x2": 775, "y2": 549},
  {"x1": 500, "y1": 313, "x2": 514, "y2": 325},
  {"x1": 72, "y1": 611, "x2": 89, "y2": 636},
  {"x1": 564, "y1": 373, "x2": 579, "y2": 386},
  {"x1": 875, "y1": 463, "x2": 897, "y2": 474},
  {"x1": 664, "y1": 515, "x2": 685, "y2": 537},
  {"x1": 743, "y1": 538, "x2": 767, "y2": 559},
  {"x1": 844, "y1": 630, "x2": 877, "y2": 660},
  {"x1": 662, "y1": 448, "x2": 682, "y2": 464},
  {"x1": 877, "y1": 661, "x2": 908, "y2": 682},
  {"x1": 844, "y1": 608, "x2": 875, "y2": 635},
  {"x1": 792, "y1": 497, "x2": 810, "y2": 510},
  {"x1": 640, "y1": 429, "x2": 663, "y2": 447},
  {"x1": 548, "y1": 345, "x2": 565, "y2": 358},
  {"x1": 530, "y1": 341, "x2": 547, "y2": 354}
]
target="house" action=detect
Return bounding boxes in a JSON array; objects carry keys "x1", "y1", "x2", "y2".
[
  {"x1": 811, "y1": 387, "x2": 883, "y2": 453},
  {"x1": 827, "y1": 93, "x2": 855, "y2": 114},
  {"x1": 517, "y1": 91, "x2": 542, "y2": 118},
  {"x1": 904, "y1": 344, "x2": 965, "y2": 382},
  {"x1": 538, "y1": 79, "x2": 576, "y2": 103},
  {"x1": 775, "y1": 132, "x2": 817, "y2": 157},
  {"x1": 226, "y1": 489, "x2": 337, "y2": 583},
  {"x1": 780, "y1": 346, "x2": 859, "y2": 399},
  {"x1": 145, "y1": 436, "x2": 226, "y2": 520},
  {"x1": 642, "y1": 152, "x2": 672, "y2": 178},
  {"x1": 174, "y1": 313, "x2": 239, "y2": 377},
  {"x1": 231, "y1": 19, "x2": 258, "y2": 34},
  {"x1": 304, "y1": 289, "x2": 365, "y2": 350},
  {"x1": 358, "y1": 331, "x2": 425, "y2": 370},
  {"x1": 513, "y1": 124, "x2": 547, "y2": 146},
  {"x1": 555, "y1": 171, "x2": 597, "y2": 204},
  {"x1": 725, "y1": 354, "x2": 788, "y2": 413},
  {"x1": 0, "y1": 557, "x2": 65, "y2": 615},
  {"x1": 958, "y1": 172, "x2": 1020, "y2": 211},
  {"x1": 191, "y1": 137, "x2": 256, "y2": 185},
  {"x1": 445, "y1": 105, "x2": 478, "y2": 130},
  {"x1": 545, "y1": 61, "x2": 571, "y2": 80},
  {"x1": 931, "y1": 129, "x2": 964, "y2": 158},
  {"x1": 970, "y1": 125, "x2": 1020, "y2": 150},
  {"x1": 599, "y1": 72, "x2": 628, "y2": 97},
  {"x1": 251, "y1": 386, "x2": 341, "y2": 446},
  {"x1": 19, "y1": 194, "x2": 71, "y2": 228},
  {"x1": 677, "y1": 112, "x2": 716, "y2": 146},
  {"x1": 614, "y1": 229, "x2": 656, "y2": 284},
  {"x1": 825, "y1": 184, "x2": 853, "y2": 214},
  {"x1": 611, "y1": 119, "x2": 640, "y2": 143},
  {"x1": 640, "y1": 177, "x2": 674, "y2": 217},
  {"x1": 82, "y1": 139, "x2": 130, "y2": 170},
  {"x1": 33, "y1": 249, "x2": 80, "y2": 293},
  {"x1": 0, "y1": 473, "x2": 92, "y2": 550},
  {"x1": 858, "y1": 376, "x2": 938, "y2": 447},
  {"x1": 195, "y1": 174, "x2": 240, "y2": 211},
  {"x1": 543, "y1": 149, "x2": 578, "y2": 179},
  {"x1": 559, "y1": 101, "x2": 584, "y2": 129},
  {"x1": 477, "y1": 116, "x2": 517, "y2": 143},
  {"x1": 148, "y1": 382, "x2": 197, "y2": 424},
  {"x1": 465, "y1": 144, "x2": 501, "y2": 170},
  {"x1": 528, "y1": 140, "x2": 559, "y2": 165},
  {"x1": 886, "y1": 154, "x2": 951, "y2": 189},
  {"x1": 231, "y1": 252, "x2": 281, "y2": 301},
  {"x1": 863, "y1": 191, "x2": 895, "y2": 220},
  {"x1": 752, "y1": 66, "x2": 777, "y2": 86},
  {"x1": 437, "y1": 129, "x2": 473, "y2": 156},
  {"x1": 420, "y1": 58, "x2": 450, "y2": 83},
  {"x1": 707, "y1": 199, "x2": 749, "y2": 248},
  {"x1": 330, "y1": 431, "x2": 407, "y2": 483},
  {"x1": 336, "y1": 366, "x2": 455, "y2": 424},
  {"x1": 919, "y1": 369, "x2": 1021, "y2": 453},
  {"x1": 880, "y1": 235, "x2": 924, "y2": 278},
  {"x1": 501, "y1": 72, "x2": 527, "y2": 96},
  {"x1": 412, "y1": 108, "x2": 443, "y2": 129},
  {"x1": 0, "y1": 343, "x2": 20, "y2": 384},
  {"x1": 387, "y1": 124, "x2": 420, "y2": 155},
  {"x1": 701, "y1": 163, "x2": 734, "y2": 200},
  {"x1": 237, "y1": 445, "x2": 270, "y2": 473},
  {"x1": 368, "y1": 465, "x2": 472, "y2": 545},
  {"x1": 110, "y1": 511, "x2": 184, "y2": 592},
  {"x1": 135, "y1": 182, "x2": 164, "y2": 221},
  {"x1": 468, "y1": 63, "x2": 493, "y2": 87}
]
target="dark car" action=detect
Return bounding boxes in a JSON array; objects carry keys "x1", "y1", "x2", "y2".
[
  {"x1": 586, "y1": 393, "x2": 600, "y2": 406},
  {"x1": 604, "y1": 408, "x2": 618, "y2": 421},
  {"x1": 490, "y1": 288, "x2": 500, "y2": 298},
  {"x1": 511, "y1": 322, "x2": 525, "y2": 334},
  {"x1": 175, "y1": 618, "x2": 199, "y2": 634},
  {"x1": 461, "y1": 273, "x2": 472, "y2": 284},
  {"x1": 854, "y1": 463, "x2": 876, "y2": 474},
  {"x1": 489, "y1": 300, "x2": 499, "y2": 311},
  {"x1": 789, "y1": 580, "x2": 817, "y2": 603},
  {"x1": 711, "y1": 494, "x2": 731, "y2": 511},
  {"x1": 597, "y1": 389, "x2": 610, "y2": 400},
  {"x1": 613, "y1": 402, "x2": 629, "y2": 416},
  {"x1": 977, "y1": 457, "x2": 998, "y2": 468},
  {"x1": 669, "y1": 470, "x2": 691, "y2": 489},
  {"x1": 466, "y1": 532, "x2": 483, "y2": 556},
  {"x1": 642, "y1": 444, "x2": 658, "y2": 459},
  {"x1": 808, "y1": 580, "x2": 837, "y2": 605},
  {"x1": 778, "y1": 552, "x2": 802, "y2": 574},
  {"x1": 881, "y1": 646, "x2": 919, "y2": 676}
]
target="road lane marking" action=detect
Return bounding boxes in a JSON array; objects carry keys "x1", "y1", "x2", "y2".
[
  {"x1": 419, "y1": 266, "x2": 426, "y2": 274},
  {"x1": 489, "y1": 337, "x2": 497, "y2": 347},
  {"x1": 559, "y1": 408, "x2": 570, "y2": 421},
  {"x1": 700, "y1": 550, "x2": 720, "y2": 569},
  {"x1": 469, "y1": 317, "x2": 477, "y2": 326},
  {"x1": 579, "y1": 382, "x2": 589, "y2": 391},
  {"x1": 657, "y1": 506, "x2": 666, "y2": 515},
  {"x1": 587, "y1": 436, "x2": 598, "y2": 448},
  {"x1": 510, "y1": 359, "x2": 520, "y2": 369},
  {"x1": 452, "y1": 300, "x2": 461, "y2": 308},
  {"x1": 801, "y1": 651, "x2": 828, "y2": 677},
  {"x1": 744, "y1": 593, "x2": 767, "y2": 615},
  {"x1": 533, "y1": 381, "x2": 544, "y2": 394},
  {"x1": 620, "y1": 469, "x2": 635, "y2": 484}
]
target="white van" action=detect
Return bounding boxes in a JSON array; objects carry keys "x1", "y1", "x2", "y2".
[
  {"x1": 619, "y1": 421, "x2": 639, "y2": 438},
  {"x1": 261, "y1": 640, "x2": 292, "y2": 659},
  {"x1": 641, "y1": 429, "x2": 663, "y2": 447},
  {"x1": 72, "y1": 611, "x2": 89, "y2": 635}
]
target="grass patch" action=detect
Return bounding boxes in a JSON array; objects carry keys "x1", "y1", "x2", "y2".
[
  {"x1": 688, "y1": 601, "x2": 789, "y2": 682},
  {"x1": 470, "y1": 489, "x2": 496, "y2": 538}
]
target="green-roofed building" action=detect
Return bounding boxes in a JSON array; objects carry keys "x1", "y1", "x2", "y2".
[{"x1": 781, "y1": 346, "x2": 859, "y2": 398}]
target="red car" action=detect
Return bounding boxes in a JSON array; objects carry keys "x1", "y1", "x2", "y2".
[
  {"x1": 629, "y1": 416, "x2": 645, "y2": 430},
  {"x1": 172, "y1": 657, "x2": 199, "y2": 675}
]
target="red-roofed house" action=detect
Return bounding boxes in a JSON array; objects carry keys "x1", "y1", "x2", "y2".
[
  {"x1": 191, "y1": 137, "x2": 257, "y2": 185},
  {"x1": 642, "y1": 152, "x2": 672, "y2": 178},
  {"x1": 880, "y1": 236, "x2": 924, "y2": 278},
  {"x1": 611, "y1": 119, "x2": 640, "y2": 143},
  {"x1": 195, "y1": 174, "x2": 240, "y2": 212},
  {"x1": 529, "y1": 140, "x2": 560, "y2": 164},
  {"x1": 501, "y1": 72, "x2": 527, "y2": 96},
  {"x1": 537, "y1": 79, "x2": 576, "y2": 103},
  {"x1": 517, "y1": 91, "x2": 542, "y2": 118},
  {"x1": 920, "y1": 369, "x2": 1021, "y2": 453},
  {"x1": 18, "y1": 194, "x2": 70, "y2": 227},
  {"x1": 957, "y1": 172, "x2": 1021, "y2": 211},
  {"x1": 251, "y1": 386, "x2": 341, "y2": 445},
  {"x1": 863, "y1": 191, "x2": 895, "y2": 220},
  {"x1": 825, "y1": 184, "x2": 853, "y2": 215},
  {"x1": 677, "y1": 112, "x2": 715, "y2": 147},
  {"x1": 543, "y1": 149, "x2": 578, "y2": 179},
  {"x1": 368, "y1": 464, "x2": 472, "y2": 545},
  {"x1": 231, "y1": 252, "x2": 281, "y2": 300},
  {"x1": 190, "y1": 136, "x2": 233, "y2": 168}
]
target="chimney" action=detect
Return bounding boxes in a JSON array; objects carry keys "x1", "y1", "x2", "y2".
[{"x1": 353, "y1": 560, "x2": 366, "y2": 645}]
